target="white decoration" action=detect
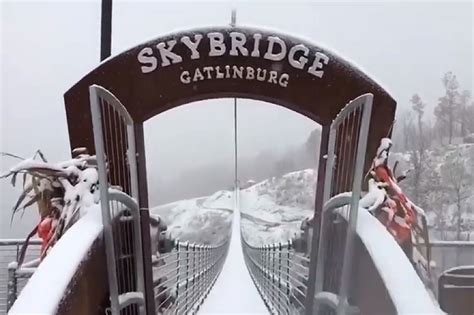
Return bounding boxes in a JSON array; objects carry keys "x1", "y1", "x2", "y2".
[
  {"x1": 308, "y1": 52, "x2": 329, "y2": 78},
  {"x1": 208, "y1": 32, "x2": 226, "y2": 57},
  {"x1": 251, "y1": 33, "x2": 262, "y2": 57},
  {"x1": 229, "y1": 32, "x2": 249, "y2": 56},
  {"x1": 180, "y1": 34, "x2": 203, "y2": 60},
  {"x1": 137, "y1": 47, "x2": 157, "y2": 73},
  {"x1": 288, "y1": 44, "x2": 309, "y2": 70},
  {"x1": 156, "y1": 40, "x2": 183, "y2": 67},
  {"x1": 264, "y1": 36, "x2": 287, "y2": 61}
]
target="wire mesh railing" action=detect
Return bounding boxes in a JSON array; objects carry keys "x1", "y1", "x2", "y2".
[
  {"x1": 152, "y1": 239, "x2": 229, "y2": 314},
  {"x1": 0, "y1": 239, "x2": 41, "y2": 315},
  {"x1": 241, "y1": 236, "x2": 310, "y2": 315}
]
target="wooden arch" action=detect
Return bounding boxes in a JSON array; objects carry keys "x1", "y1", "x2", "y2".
[
  {"x1": 61, "y1": 26, "x2": 397, "y2": 314},
  {"x1": 64, "y1": 26, "x2": 396, "y2": 208}
]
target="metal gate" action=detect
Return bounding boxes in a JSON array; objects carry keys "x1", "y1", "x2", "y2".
[
  {"x1": 89, "y1": 85, "x2": 146, "y2": 314},
  {"x1": 313, "y1": 94, "x2": 373, "y2": 314}
]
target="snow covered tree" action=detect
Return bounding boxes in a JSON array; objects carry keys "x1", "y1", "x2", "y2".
[
  {"x1": 435, "y1": 72, "x2": 460, "y2": 144},
  {"x1": 439, "y1": 148, "x2": 473, "y2": 240},
  {"x1": 409, "y1": 94, "x2": 427, "y2": 204},
  {"x1": 458, "y1": 90, "x2": 473, "y2": 137}
]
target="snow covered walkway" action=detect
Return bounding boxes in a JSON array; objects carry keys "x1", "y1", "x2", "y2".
[{"x1": 199, "y1": 197, "x2": 268, "y2": 314}]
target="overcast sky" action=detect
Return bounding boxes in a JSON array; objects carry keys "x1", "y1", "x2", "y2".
[{"x1": 1, "y1": 0, "x2": 472, "y2": 236}]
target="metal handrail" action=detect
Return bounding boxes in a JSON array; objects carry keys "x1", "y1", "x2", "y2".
[
  {"x1": 152, "y1": 236, "x2": 229, "y2": 314},
  {"x1": 1, "y1": 239, "x2": 42, "y2": 314},
  {"x1": 241, "y1": 236, "x2": 307, "y2": 315}
]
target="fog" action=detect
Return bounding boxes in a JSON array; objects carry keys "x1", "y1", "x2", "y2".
[{"x1": 1, "y1": 1, "x2": 472, "y2": 237}]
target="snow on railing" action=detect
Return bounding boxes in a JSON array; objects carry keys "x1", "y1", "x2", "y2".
[
  {"x1": 316, "y1": 193, "x2": 442, "y2": 314},
  {"x1": 7, "y1": 205, "x2": 103, "y2": 315},
  {"x1": 152, "y1": 238, "x2": 229, "y2": 314},
  {"x1": 241, "y1": 237, "x2": 309, "y2": 314}
]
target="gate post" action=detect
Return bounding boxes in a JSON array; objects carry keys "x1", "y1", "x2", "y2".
[
  {"x1": 7, "y1": 263, "x2": 18, "y2": 312},
  {"x1": 305, "y1": 124, "x2": 330, "y2": 314},
  {"x1": 134, "y1": 123, "x2": 156, "y2": 314}
]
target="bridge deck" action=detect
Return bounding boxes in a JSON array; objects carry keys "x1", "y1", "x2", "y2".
[{"x1": 199, "y1": 207, "x2": 267, "y2": 314}]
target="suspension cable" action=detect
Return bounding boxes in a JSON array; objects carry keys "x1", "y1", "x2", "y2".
[{"x1": 231, "y1": 8, "x2": 238, "y2": 191}]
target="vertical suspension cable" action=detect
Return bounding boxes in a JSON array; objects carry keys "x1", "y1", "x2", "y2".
[
  {"x1": 231, "y1": 8, "x2": 238, "y2": 192},
  {"x1": 234, "y1": 98, "x2": 238, "y2": 189}
]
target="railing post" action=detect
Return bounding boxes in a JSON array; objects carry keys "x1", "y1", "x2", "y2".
[
  {"x1": 268, "y1": 244, "x2": 273, "y2": 311},
  {"x1": 205, "y1": 246, "x2": 210, "y2": 295},
  {"x1": 7, "y1": 262, "x2": 18, "y2": 312},
  {"x1": 175, "y1": 241, "x2": 180, "y2": 311},
  {"x1": 185, "y1": 242, "x2": 190, "y2": 309},
  {"x1": 197, "y1": 244, "x2": 201, "y2": 307},
  {"x1": 287, "y1": 240, "x2": 291, "y2": 311},
  {"x1": 191, "y1": 243, "x2": 196, "y2": 310},
  {"x1": 279, "y1": 242, "x2": 283, "y2": 311},
  {"x1": 262, "y1": 245, "x2": 266, "y2": 303},
  {"x1": 272, "y1": 244, "x2": 276, "y2": 313}
]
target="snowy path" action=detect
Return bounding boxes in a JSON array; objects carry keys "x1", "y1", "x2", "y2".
[{"x1": 199, "y1": 195, "x2": 268, "y2": 314}]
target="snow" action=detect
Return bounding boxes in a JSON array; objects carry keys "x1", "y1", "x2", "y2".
[
  {"x1": 8, "y1": 205, "x2": 103, "y2": 315},
  {"x1": 374, "y1": 138, "x2": 392, "y2": 167},
  {"x1": 199, "y1": 195, "x2": 268, "y2": 314},
  {"x1": 7, "y1": 261, "x2": 18, "y2": 269},
  {"x1": 118, "y1": 291, "x2": 144, "y2": 307},
  {"x1": 151, "y1": 169, "x2": 315, "y2": 247},
  {"x1": 239, "y1": 171, "x2": 315, "y2": 246},
  {"x1": 358, "y1": 179, "x2": 386, "y2": 212},
  {"x1": 3, "y1": 159, "x2": 63, "y2": 175},
  {"x1": 331, "y1": 197, "x2": 442, "y2": 314}
]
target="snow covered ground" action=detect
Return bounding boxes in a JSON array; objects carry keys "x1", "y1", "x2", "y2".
[{"x1": 199, "y1": 196, "x2": 268, "y2": 314}]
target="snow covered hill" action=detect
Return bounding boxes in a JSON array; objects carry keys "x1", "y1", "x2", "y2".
[
  {"x1": 240, "y1": 169, "x2": 315, "y2": 245},
  {"x1": 150, "y1": 191, "x2": 234, "y2": 245},
  {"x1": 151, "y1": 169, "x2": 317, "y2": 246}
]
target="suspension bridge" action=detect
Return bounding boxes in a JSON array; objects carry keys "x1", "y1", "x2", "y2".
[{"x1": 1, "y1": 4, "x2": 474, "y2": 315}]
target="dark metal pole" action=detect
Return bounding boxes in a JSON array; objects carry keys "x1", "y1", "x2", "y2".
[
  {"x1": 234, "y1": 97, "x2": 238, "y2": 188},
  {"x1": 100, "y1": 0, "x2": 112, "y2": 61},
  {"x1": 231, "y1": 9, "x2": 238, "y2": 189}
]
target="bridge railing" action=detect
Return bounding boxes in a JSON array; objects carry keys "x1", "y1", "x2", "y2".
[
  {"x1": 0, "y1": 239, "x2": 41, "y2": 314},
  {"x1": 241, "y1": 236, "x2": 310, "y2": 315},
  {"x1": 152, "y1": 239, "x2": 229, "y2": 314},
  {"x1": 424, "y1": 240, "x2": 474, "y2": 296}
]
